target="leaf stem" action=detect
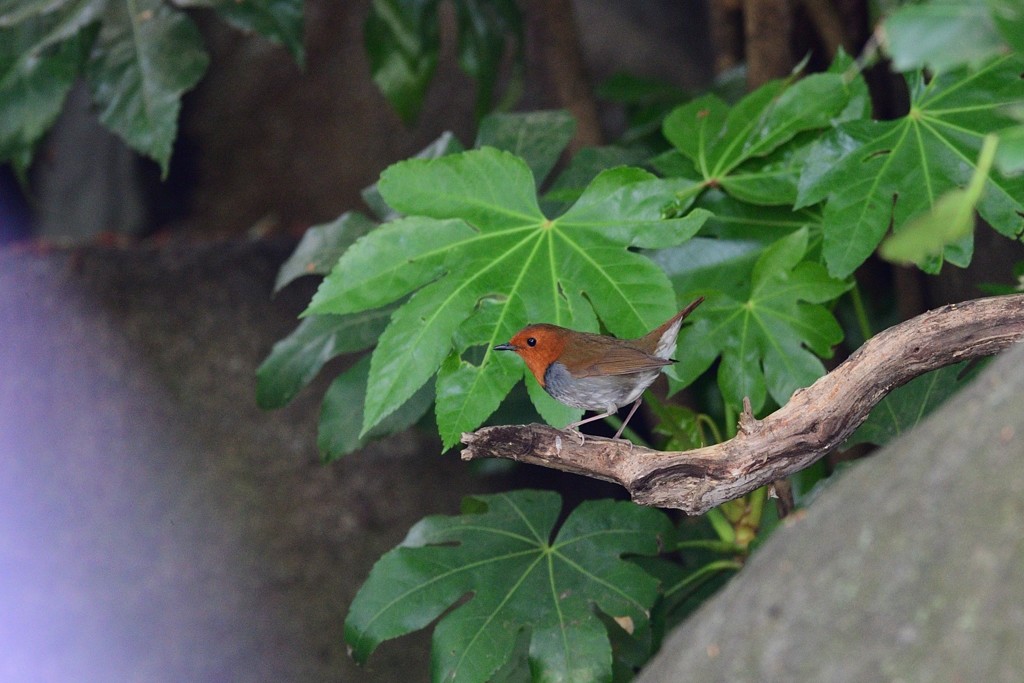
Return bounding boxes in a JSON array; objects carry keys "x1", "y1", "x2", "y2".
[
  {"x1": 849, "y1": 283, "x2": 873, "y2": 343},
  {"x1": 675, "y1": 539, "x2": 747, "y2": 555},
  {"x1": 663, "y1": 559, "x2": 743, "y2": 601},
  {"x1": 705, "y1": 508, "x2": 735, "y2": 544},
  {"x1": 723, "y1": 401, "x2": 737, "y2": 439},
  {"x1": 746, "y1": 485, "x2": 767, "y2": 530},
  {"x1": 969, "y1": 134, "x2": 998, "y2": 196},
  {"x1": 696, "y1": 413, "x2": 723, "y2": 445}
]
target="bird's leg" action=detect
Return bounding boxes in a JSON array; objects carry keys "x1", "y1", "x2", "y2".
[
  {"x1": 565, "y1": 409, "x2": 616, "y2": 445},
  {"x1": 612, "y1": 398, "x2": 643, "y2": 440}
]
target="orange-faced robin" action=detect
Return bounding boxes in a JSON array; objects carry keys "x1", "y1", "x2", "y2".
[{"x1": 495, "y1": 297, "x2": 704, "y2": 440}]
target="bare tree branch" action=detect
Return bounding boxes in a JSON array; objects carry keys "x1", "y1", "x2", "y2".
[{"x1": 461, "y1": 294, "x2": 1024, "y2": 514}]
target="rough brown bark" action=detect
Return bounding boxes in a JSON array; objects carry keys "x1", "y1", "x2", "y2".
[{"x1": 462, "y1": 294, "x2": 1024, "y2": 514}]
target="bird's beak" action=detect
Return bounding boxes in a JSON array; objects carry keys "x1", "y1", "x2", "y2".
[{"x1": 494, "y1": 342, "x2": 515, "y2": 351}]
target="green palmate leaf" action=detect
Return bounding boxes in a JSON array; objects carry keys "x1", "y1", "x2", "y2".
[
  {"x1": 882, "y1": 0, "x2": 1007, "y2": 72},
  {"x1": 991, "y1": 0, "x2": 1024, "y2": 54},
  {"x1": 475, "y1": 109, "x2": 575, "y2": 186},
  {"x1": 178, "y1": 0, "x2": 305, "y2": 65},
  {"x1": 797, "y1": 55, "x2": 1024, "y2": 278},
  {"x1": 995, "y1": 125, "x2": 1024, "y2": 176},
  {"x1": 273, "y1": 211, "x2": 378, "y2": 292},
  {"x1": 669, "y1": 227, "x2": 851, "y2": 412},
  {"x1": 318, "y1": 354, "x2": 434, "y2": 460},
  {"x1": 648, "y1": 400, "x2": 703, "y2": 451},
  {"x1": 346, "y1": 490, "x2": 673, "y2": 683},
  {"x1": 651, "y1": 237, "x2": 765, "y2": 297},
  {"x1": 660, "y1": 62, "x2": 863, "y2": 207},
  {"x1": 692, "y1": 188, "x2": 823, "y2": 246},
  {"x1": 880, "y1": 135, "x2": 998, "y2": 268},
  {"x1": 362, "y1": 131, "x2": 465, "y2": 221},
  {"x1": 846, "y1": 361, "x2": 982, "y2": 447},
  {"x1": 542, "y1": 145, "x2": 650, "y2": 208},
  {"x1": 364, "y1": 0, "x2": 440, "y2": 123},
  {"x1": 650, "y1": 192, "x2": 822, "y2": 308},
  {"x1": 255, "y1": 308, "x2": 394, "y2": 409},
  {"x1": 85, "y1": 0, "x2": 209, "y2": 176},
  {"x1": 307, "y1": 148, "x2": 710, "y2": 448}
]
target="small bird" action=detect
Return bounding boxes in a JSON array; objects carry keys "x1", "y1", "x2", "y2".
[{"x1": 495, "y1": 297, "x2": 704, "y2": 441}]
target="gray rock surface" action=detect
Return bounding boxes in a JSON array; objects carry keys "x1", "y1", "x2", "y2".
[
  {"x1": 0, "y1": 243, "x2": 490, "y2": 682},
  {"x1": 637, "y1": 341, "x2": 1024, "y2": 682}
]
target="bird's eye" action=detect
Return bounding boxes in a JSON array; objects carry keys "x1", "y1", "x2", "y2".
[{"x1": 526, "y1": 337, "x2": 537, "y2": 347}]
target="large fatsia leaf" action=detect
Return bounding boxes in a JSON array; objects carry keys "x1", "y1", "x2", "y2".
[
  {"x1": 669, "y1": 227, "x2": 851, "y2": 412},
  {"x1": 797, "y1": 55, "x2": 1024, "y2": 278},
  {"x1": 658, "y1": 55, "x2": 867, "y2": 208},
  {"x1": 307, "y1": 147, "x2": 710, "y2": 448},
  {"x1": 346, "y1": 490, "x2": 674, "y2": 683},
  {"x1": 475, "y1": 109, "x2": 574, "y2": 186}
]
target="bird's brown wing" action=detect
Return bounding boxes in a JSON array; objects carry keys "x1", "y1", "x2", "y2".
[{"x1": 572, "y1": 345, "x2": 674, "y2": 377}]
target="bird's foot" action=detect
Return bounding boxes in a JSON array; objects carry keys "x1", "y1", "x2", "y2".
[{"x1": 563, "y1": 427, "x2": 586, "y2": 446}]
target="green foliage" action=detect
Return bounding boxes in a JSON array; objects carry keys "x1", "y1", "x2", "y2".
[
  {"x1": 345, "y1": 490, "x2": 674, "y2": 682},
  {"x1": 317, "y1": 353, "x2": 435, "y2": 459},
  {"x1": 0, "y1": 0, "x2": 303, "y2": 175},
  {"x1": 364, "y1": 0, "x2": 523, "y2": 122},
  {"x1": 5, "y1": 0, "x2": 1019, "y2": 678},
  {"x1": 879, "y1": 135, "x2": 999, "y2": 267},
  {"x1": 797, "y1": 56, "x2": 1024, "y2": 277},
  {"x1": 669, "y1": 227, "x2": 851, "y2": 412},
  {"x1": 179, "y1": 0, "x2": 305, "y2": 65},
  {"x1": 317, "y1": 10, "x2": 1023, "y2": 673},
  {"x1": 306, "y1": 142, "x2": 710, "y2": 449},
  {"x1": 258, "y1": 51, "x2": 1024, "y2": 459},
  {"x1": 996, "y1": 125, "x2": 1024, "y2": 176},
  {"x1": 474, "y1": 109, "x2": 575, "y2": 183},
  {"x1": 658, "y1": 63, "x2": 868, "y2": 207},
  {"x1": 251, "y1": 11, "x2": 1024, "y2": 670},
  {"x1": 272, "y1": 211, "x2": 378, "y2": 293},
  {"x1": 881, "y1": 0, "x2": 1022, "y2": 72},
  {"x1": 255, "y1": 309, "x2": 392, "y2": 411}
]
